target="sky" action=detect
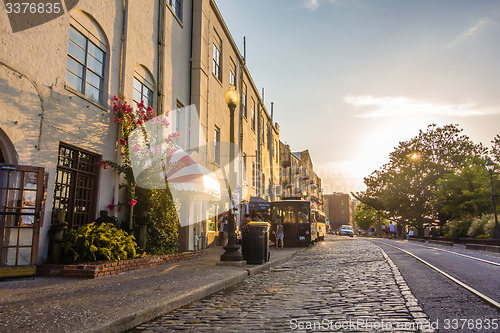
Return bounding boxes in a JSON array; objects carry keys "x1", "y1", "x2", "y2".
[{"x1": 216, "y1": 0, "x2": 500, "y2": 195}]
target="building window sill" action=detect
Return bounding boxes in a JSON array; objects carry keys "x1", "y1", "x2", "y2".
[{"x1": 64, "y1": 85, "x2": 107, "y2": 112}]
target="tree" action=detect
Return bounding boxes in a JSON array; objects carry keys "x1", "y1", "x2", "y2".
[
  {"x1": 432, "y1": 157, "x2": 499, "y2": 220},
  {"x1": 492, "y1": 134, "x2": 500, "y2": 163},
  {"x1": 353, "y1": 203, "x2": 377, "y2": 231},
  {"x1": 355, "y1": 124, "x2": 487, "y2": 235}
]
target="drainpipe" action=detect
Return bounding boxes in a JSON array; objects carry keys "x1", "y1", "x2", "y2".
[
  {"x1": 113, "y1": 0, "x2": 129, "y2": 217},
  {"x1": 157, "y1": 0, "x2": 166, "y2": 116}
]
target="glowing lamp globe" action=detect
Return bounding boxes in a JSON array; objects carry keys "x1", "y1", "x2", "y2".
[{"x1": 225, "y1": 86, "x2": 239, "y2": 108}]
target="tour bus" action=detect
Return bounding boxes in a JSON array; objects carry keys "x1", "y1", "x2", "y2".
[
  {"x1": 313, "y1": 210, "x2": 326, "y2": 241},
  {"x1": 270, "y1": 199, "x2": 317, "y2": 247}
]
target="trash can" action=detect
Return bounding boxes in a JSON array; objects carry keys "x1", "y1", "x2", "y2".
[{"x1": 242, "y1": 221, "x2": 270, "y2": 264}]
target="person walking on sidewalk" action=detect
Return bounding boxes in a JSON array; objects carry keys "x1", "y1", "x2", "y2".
[
  {"x1": 389, "y1": 222, "x2": 396, "y2": 238},
  {"x1": 276, "y1": 223, "x2": 284, "y2": 249},
  {"x1": 218, "y1": 212, "x2": 229, "y2": 247}
]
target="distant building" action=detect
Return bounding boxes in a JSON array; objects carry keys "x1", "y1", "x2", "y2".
[{"x1": 324, "y1": 193, "x2": 352, "y2": 231}]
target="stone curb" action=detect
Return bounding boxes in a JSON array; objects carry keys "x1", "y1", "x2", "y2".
[
  {"x1": 379, "y1": 247, "x2": 435, "y2": 333},
  {"x1": 90, "y1": 249, "x2": 302, "y2": 333}
]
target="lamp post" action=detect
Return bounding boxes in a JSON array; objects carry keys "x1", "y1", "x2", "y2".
[
  {"x1": 485, "y1": 158, "x2": 499, "y2": 239},
  {"x1": 220, "y1": 86, "x2": 243, "y2": 261}
]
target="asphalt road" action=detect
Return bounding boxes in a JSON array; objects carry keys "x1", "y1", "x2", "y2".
[{"x1": 372, "y1": 239, "x2": 500, "y2": 333}]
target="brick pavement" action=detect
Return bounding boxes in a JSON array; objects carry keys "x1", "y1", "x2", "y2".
[{"x1": 131, "y1": 237, "x2": 434, "y2": 332}]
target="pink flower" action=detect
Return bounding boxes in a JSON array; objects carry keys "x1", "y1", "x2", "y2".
[
  {"x1": 113, "y1": 95, "x2": 119, "y2": 102},
  {"x1": 119, "y1": 138, "x2": 127, "y2": 146},
  {"x1": 95, "y1": 160, "x2": 103, "y2": 166},
  {"x1": 129, "y1": 199, "x2": 137, "y2": 207},
  {"x1": 137, "y1": 119, "x2": 143, "y2": 125},
  {"x1": 107, "y1": 202, "x2": 115, "y2": 210},
  {"x1": 137, "y1": 101, "x2": 145, "y2": 109},
  {"x1": 143, "y1": 115, "x2": 149, "y2": 122},
  {"x1": 132, "y1": 144, "x2": 141, "y2": 152},
  {"x1": 103, "y1": 163, "x2": 109, "y2": 169},
  {"x1": 147, "y1": 106, "x2": 154, "y2": 115},
  {"x1": 114, "y1": 117, "x2": 120, "y2": 123}
]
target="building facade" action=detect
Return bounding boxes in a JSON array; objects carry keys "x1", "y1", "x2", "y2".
[
  {"x1": 324, "y1": 193, "x2": 352, "y2": 232},
  {"x1": 1, "y1": 0, "x2": 326, "y2": 274},
  {"x1": 0, "y1": 0, "x2": 193, "y2": 273}
]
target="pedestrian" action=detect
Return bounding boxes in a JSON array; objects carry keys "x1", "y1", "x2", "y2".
[
  {"x1": 382, "y1": 224, "x2": 386, "y2": 238},
  {"x1": 276, "y1": 223, "x2": 284, "y2": 249},
  {"x1": 240, "y1": 214, "x2": 250, "y2": 231},
  {"x1": 369, "y1": 226, "x2": 375, "y2": 236},
  {"x1": 389, "y1": 222, "x2": 396, "y2": 238},
  {"x1": 218, "y1": 212, "x2": 229, "y2": 247}
]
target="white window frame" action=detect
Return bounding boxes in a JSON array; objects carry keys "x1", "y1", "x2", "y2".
[
  {"x1": 212, "y1": 35, "x2": 222, "y2": 81},
  {"x1": 66, "y1": 23, "x2": 107, "y2": 104},
  {"x1": 169, "y1": 0, "x2": 183, "y2": 21}
]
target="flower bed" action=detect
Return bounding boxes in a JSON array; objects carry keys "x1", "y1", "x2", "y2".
[{"x1": 37, "y1": 251, "x2": 203, "y2": 279}]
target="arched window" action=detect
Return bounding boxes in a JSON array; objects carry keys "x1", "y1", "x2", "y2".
[
  {"x1": 0, "y1": 128, "x2": 18, "y2": 165},
  {"x1": 133, "y1": 66, "x2": 155, "y2": 110},
  {"x1": 65, "y1": 11, "x2": 108, "y2": 105}
]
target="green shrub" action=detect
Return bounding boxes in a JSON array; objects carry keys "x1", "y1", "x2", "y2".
[
  {"x1": 467, "y1": 215, "x2": 490, "y2": 238},
  {"x1": 483, "y1": 214, "x2": 496, "y2": 238},
  {"x1": 140, "y1": 189, "x2": 179, "y2": 254},
  {"x1": 62, "y1": 222, "x2": 138, "y2": 263},
  {"x1": 447, "y1": 217, "x2": 473, "y2": 238}
]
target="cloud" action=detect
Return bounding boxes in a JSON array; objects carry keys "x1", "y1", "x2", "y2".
[
  {"x1": 344, "y1": 95, "x2": 499, "y2": 118},
  {"x1": 446, "y1": 18, "x2": 491, "y2": 48},
  {"x1": 303, "y1": 0, "x2": 340, "y2": 11},
  {"x1": 304, "y1": 0, "x2": 320, "y2": 11}
]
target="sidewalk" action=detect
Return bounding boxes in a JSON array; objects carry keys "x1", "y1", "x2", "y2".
[{"x1": 0, "y1": 246, "x2": 303, "y2": 333}]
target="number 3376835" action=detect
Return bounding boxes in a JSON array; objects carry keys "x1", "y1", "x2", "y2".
[{"x1": 5, "y1": 2, "x2": 61, "y2": 14}]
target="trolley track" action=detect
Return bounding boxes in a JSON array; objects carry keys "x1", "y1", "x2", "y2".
[
  {"x1": 394, "y1": 240, "x2": 500, "y2": 267},
  {"x1": 372, "y1": 239, "x2": 500, "y2": 311}
]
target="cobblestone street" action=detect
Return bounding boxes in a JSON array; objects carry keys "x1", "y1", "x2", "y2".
[{"x1": 131, "y1": 237, "x2": 433, "y2": 332}]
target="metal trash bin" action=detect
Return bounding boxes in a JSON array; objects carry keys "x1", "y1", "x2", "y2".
[{"x1": 242, "y1": 221, "x2": 270, "y2": 264}]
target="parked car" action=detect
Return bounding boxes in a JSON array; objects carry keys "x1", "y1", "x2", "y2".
[{"x1": 339, "y1": 225, "x2": 354, "y2": 237}]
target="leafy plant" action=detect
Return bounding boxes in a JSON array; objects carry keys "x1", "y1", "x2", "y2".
[
  {"x1": 135, "y1": 188, "x2": 179, "y2": 254},
  {"x1": 467, "y1": 214, "x2": 491, "y2": 238},
  {"x1": 62, "y1": 222, "x2": 138, "y2": 263},
  {"x1": 447, "y1": 217, "x2": 473, "y2": 238}
]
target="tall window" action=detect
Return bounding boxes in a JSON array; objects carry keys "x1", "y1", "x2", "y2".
[
  {"x1": 251, "y1": 98, "x2": 255, "y2": 130},
  {"x1": 175, "y1": 102, "x2": 190, "y2": 150},
  {"x1": 169, "y1": 0, "x2": 183, "y2": 21},
  {"x1": 66, "y1": 25, "x2": 106, "y2": 104},
  {"x1": 260, "y1": 116, "x2": 265, "y2": 143},
  {"x1": 275, "y1": 140, "x2": 279, "y2": 161},
  {"x1": 242, "y1": 153, "x2": 247, "y2": 182},
  {"x1": 267, "y1": 125, "x2": 272, "y2": 151},
  {"x1": 212, "y1": 36, "x2": 222, "y2": 81},
  {"x1": 214, "y1": 126, "x2": 220, "y2": 165},
  {"x1": 133, "y1": 77, "x2": 154, "y2": 109},
  {"x1": 251, "y1": 161, "x2": 256, "y2": 188},
  {"x1": 230, "y1": 59, "x2": 236, "y2": 87},
  {"x1": 262, "y1": 173, "x2": 266, "y2": 196},
  {"x1": 52, "y1": 143, "x2": 100, "y2": 229},
  {"x1": 241, "y1": 82, "x2": 247, "y2": 118}
]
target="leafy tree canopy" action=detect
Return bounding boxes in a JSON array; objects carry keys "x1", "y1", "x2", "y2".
[{"x1": 354, "y1": 124, "x2": 488, "y2": 232}]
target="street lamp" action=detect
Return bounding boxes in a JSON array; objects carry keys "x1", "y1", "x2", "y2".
[
  {"x1": 485, "y1": 158, "x2": 499, "y2": 239},
  {"x1": 220, "y1": 86, "x2": 243, "y2": 261}
]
